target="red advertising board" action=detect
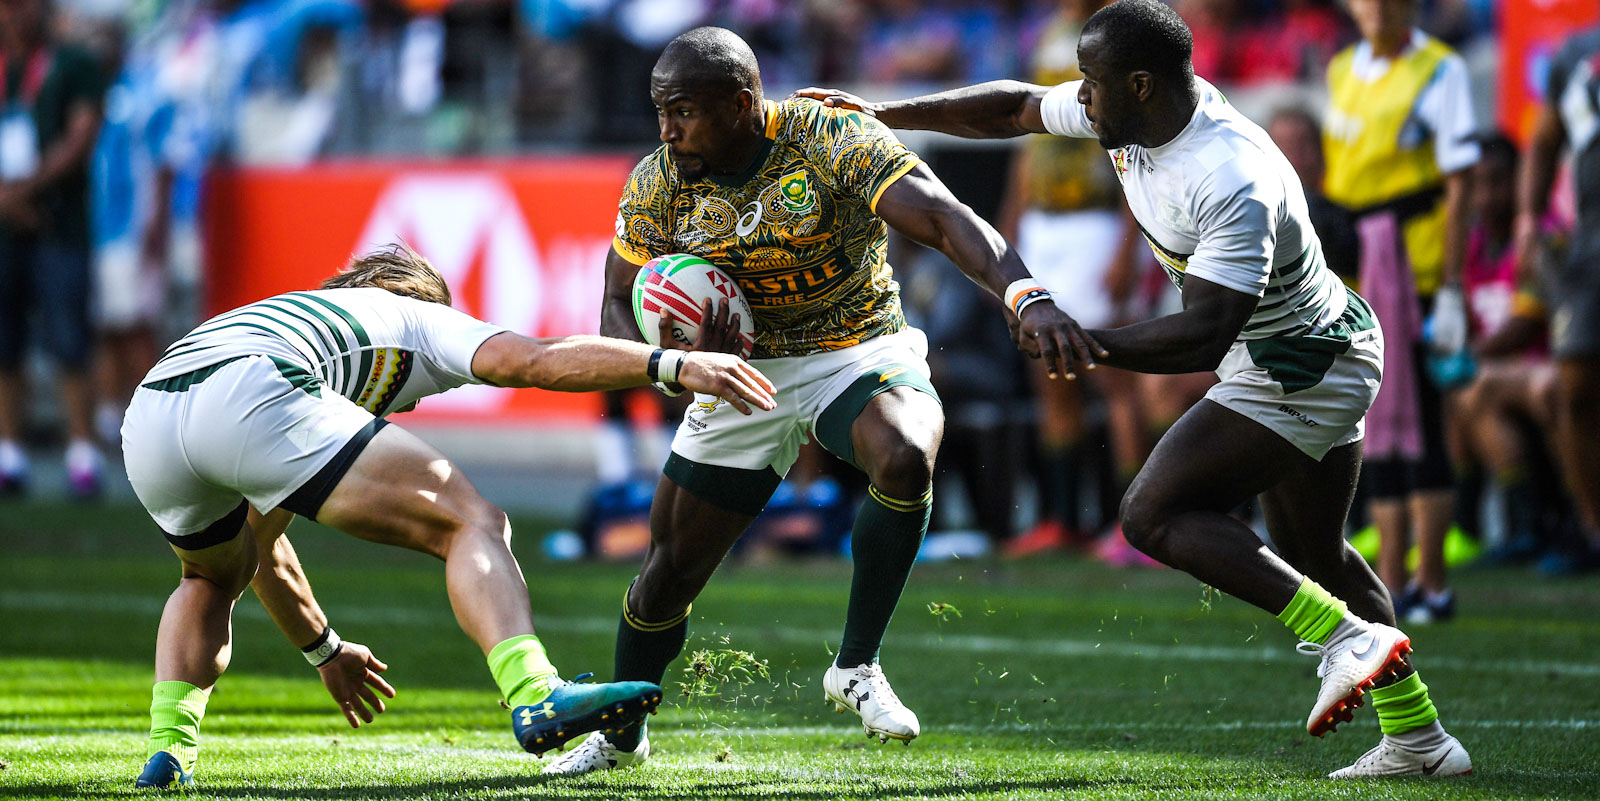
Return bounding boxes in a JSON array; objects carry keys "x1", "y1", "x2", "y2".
[
  {"x1": 1499, "y1": 0, "x2": 1600, "y2": 144},
  {"x1": 202, "y1": 157, "x2": 638, "y2": 422}
]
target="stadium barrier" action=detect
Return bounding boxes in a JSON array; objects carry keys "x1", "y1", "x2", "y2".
[{"x1": 203, "y1": 157, "x2": 637, "y2": 423}]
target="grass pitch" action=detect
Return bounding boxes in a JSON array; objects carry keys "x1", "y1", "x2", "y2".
[{"x1": 2, "y1": 498, "x2": 1598, "y2": 799}]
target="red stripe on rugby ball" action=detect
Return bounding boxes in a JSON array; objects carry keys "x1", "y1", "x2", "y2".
[{"x1": 644, "y1": 287, "x2": 703, "y2": 321}]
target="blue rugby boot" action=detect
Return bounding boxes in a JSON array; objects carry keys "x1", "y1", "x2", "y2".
[
  {"x1": 511, "y1": 673, "x2": 662, "y2": 755},
  {"x1": 135, "y1": 751, "x2": 192, "y2": 789}
]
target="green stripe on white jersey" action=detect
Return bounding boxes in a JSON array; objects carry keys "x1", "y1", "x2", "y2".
[{"x1": 142, "y1": 288, "x2": 507, "y2": 415}]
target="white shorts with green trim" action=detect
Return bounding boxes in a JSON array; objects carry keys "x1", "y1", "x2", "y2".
[
  {"x1": 122, "y1": 355, "x2": 376, "y2": 536},
  {"x1": 1206, "y1": 303, "x2": 1384, "y2": 461},
  {"x1": 670, "y1": 327, "x2": 936, "y2": 475}
]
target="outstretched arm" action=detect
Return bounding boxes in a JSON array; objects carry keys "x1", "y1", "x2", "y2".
[
  {"x1": 249, "y1": 507, "x2": 396, "y2": 727},
  {"x1": 874, "y1": 164, "x2": 1105, "y2": 379},
  {"x1": 795, "y1": 81, "x2": 1054, "y2": 139},
  {"x1": 469, "y1": 327, "x2": 777, "y2": 414},
  {"x1": 1086, "y1": 274, "x2": 1257, "y2": 374}
]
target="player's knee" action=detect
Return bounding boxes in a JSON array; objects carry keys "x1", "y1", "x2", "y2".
[
  {"x1": 630, "y1": 561, "x2": 695, "y2": 622},
  {"x1": 867, "y1": 437, "x2": 936, "y2": 498},
  {"x1": 1118, "y1": 485, "x2": 1168, "y2": 556},
  {"x1": 413, "y1": 499, "x2": 507, "y2": 560},
  {"x1": 184, "y1": 542, "x2": 257, "y2": 599},
  {"x1": 225, "y1": 547, "x2": 260, "y2": 597}
]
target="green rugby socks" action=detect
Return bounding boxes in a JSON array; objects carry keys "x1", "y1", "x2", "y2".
[
  {"x1": 487, "y1": 635, "x2": 559, "y2": 709},
  {"x1": 837, "y1": 485, "x2": 932, "y2": 668},
  {"x1": 612, "y1": 592, "x2": 690, "y2": 752},
  {"x1": 147, "y1": 681, "x2": 208, "y2": 771},
  {"x1": 1372, "y1": 672, "x2": 1439, "y2": 734},
  {"x1": 1277, "y1": 577, "x2": 1350, "y2": 644}
]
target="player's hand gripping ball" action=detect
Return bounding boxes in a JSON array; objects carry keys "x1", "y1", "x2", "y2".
[{"x1": 632, "y1": 254, "x2": 755, "y2": 358}]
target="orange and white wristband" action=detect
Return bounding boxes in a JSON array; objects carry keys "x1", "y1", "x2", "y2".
[{"x1": 1005, "y1": 279, "x2": 1052, "y2": 319}]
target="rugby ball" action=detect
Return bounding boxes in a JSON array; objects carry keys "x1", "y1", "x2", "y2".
[{"x1": 632, "y1": 253, "x2": 756, "y2": 358}]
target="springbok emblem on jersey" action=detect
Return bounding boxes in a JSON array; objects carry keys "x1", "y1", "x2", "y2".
[
  {"x1": 779, "y1": 169, "x2": 815, "y2": 213},
  {"x1": 693, "y1": 398, "x2": 724, "y2": 415}
]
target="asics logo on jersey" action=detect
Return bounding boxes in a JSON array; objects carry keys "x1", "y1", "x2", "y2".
[
  {"x1": 843, "y1": 679, "x2": 871, "y2": 710},
  {"x1": 1349, "y1": 633, "x2": 1379, "y2": 661},
  {"x1": 735, "y1": 201, "x2": 764, "y2": 237},
  {"x1": 879, "y1": 367, "x2": 907, "y2": 382}
]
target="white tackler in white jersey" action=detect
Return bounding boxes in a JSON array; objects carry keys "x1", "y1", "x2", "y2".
[
  {"x1": 1039, "y1": 78, "x2": 1347, "y2": 340},
  {"x1": 144, "y1": 287, "x2": 507, "y2": 416}
]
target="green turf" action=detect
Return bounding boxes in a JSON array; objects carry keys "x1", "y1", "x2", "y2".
[{"x1": 2, "y1": 498, "x2": 1598, "y2": 799}]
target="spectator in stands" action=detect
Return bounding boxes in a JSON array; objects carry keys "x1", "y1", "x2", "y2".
[
  {"x1": 857, "y1": 0, "x2": 964, "y2": 86},
  {"x1": 1267, "y1": 107, "x2": 1359, "y2": 280},
  {"x1": 1322, "y1": 0, "x2": 1479, "y2": 622},
  {"x1": 0, "y1": 0, "x2": 107, "y2": 497},
  {"x1": 997, "y1": 0, "x2": 1144, "y2": 556},
  {"x1": 1450, "y1": 132, "x2": 1562, "y2": 565},
  {"x1": 1518, "y1": 24, "x2": 1600, "y2": 574}
]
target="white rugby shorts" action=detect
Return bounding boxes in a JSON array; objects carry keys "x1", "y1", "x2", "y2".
[
  {"x1": 122, "y1": 355, "x2": 377, "y2": 539},
  {"x1": 1206, "y1": 302, "x2": 1384, "y2": 460},
  {"x1": 670, "y1": 327, "x2": 936, "y2": 475}
]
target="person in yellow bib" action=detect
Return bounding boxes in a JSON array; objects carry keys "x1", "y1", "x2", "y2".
[{"x1": 1322, "y1": 0, "x2": 1480, "y2": 624}]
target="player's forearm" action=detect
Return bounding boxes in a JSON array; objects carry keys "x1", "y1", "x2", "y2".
[
  {"x1": 929, "y1": 203, "x2": 1035, "y2": 300},
  {"x1": 1087, "y1": 312, "x2": 1236, "y2": 374},
  {"x1": 877, "y1": 81, "x2": 1041, "y2": 139},
  {"x1": 251, "y1": 530, "x2": 330, "y2": 649},
  {"x1": 512, "y1": 335, "x2": 661, "y2": 392}
]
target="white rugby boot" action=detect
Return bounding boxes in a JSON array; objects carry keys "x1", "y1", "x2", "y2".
[
  {"x1": 823, "y1": 662, "x2": 920, "y2": 743},
  {"x1": 1329, "y1": 734, "x2": 1473, "y2": 778},
  {"x1": 1297, "y1": 621, "x2": 1412, "y2": 736},
  {"x1": 540, "y1": 730, "x2": 649, "y2": 776}
]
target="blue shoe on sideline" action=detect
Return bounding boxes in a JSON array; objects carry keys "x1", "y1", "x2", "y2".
[
  {"x1": 135, "y1": 751, "x2": 191, "y2": 789},
  {"x1": 512, "y1": 673, "x2": 662, "y2": 755}
]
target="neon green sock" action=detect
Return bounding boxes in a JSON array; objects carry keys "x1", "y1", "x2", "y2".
[
  {"x1": 147, "y1": 681, "x2": 208, "y2": 772},
  {"x1": 1275, "y1": 577, "x2": 1348, "y2": 644},
  {"x1": 1372, "y1": 672, "x2": 1439, "y2": 735},
  {"x1": 487, "y1": 634, "x2": 559, "y2": 708}
]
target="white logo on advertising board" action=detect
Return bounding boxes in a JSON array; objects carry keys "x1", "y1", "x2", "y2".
[{"x1": 357, "y1": 174, "x2": 543, "y2": 412}]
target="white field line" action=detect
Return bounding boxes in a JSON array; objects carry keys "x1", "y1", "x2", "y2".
[
  {"x1": 6, "y1": 589, "x2": 1599, "y2": 678},
  {"x1": 9, "y1": 718, "x2": 1599, "y2": 747}
]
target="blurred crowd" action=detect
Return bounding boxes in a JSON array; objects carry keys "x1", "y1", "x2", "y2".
[
  {"x1": 29, "y1": 0, "x2": 1498, "y2": 160},
  {"x1": 1, "y1": 0, "x2": 1593, "y2": 609}
]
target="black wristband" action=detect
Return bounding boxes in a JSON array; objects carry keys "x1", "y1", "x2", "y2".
[
  {"x1": 647, "y1": 348, "x2": 665, "y2": 382},
  {"x1": 300, "y1": 625, "x2": 343, "y2": 668}
]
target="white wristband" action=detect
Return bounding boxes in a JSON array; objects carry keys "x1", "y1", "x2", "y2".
[
  {"x1": 1004, "y1": 278, "x2": 1051, "y2": 319},
  {"x1": 301, "y1": 626, "x2": 344, "y2": 668},
  {"x1": 657, "y1": 349, "x2": 688, "y2": 384},
  {"x1": 653, "y1": 381, "x2": 685, "y2": 397}
]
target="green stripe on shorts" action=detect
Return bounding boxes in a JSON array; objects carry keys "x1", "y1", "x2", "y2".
[
  {"x1": 814, "y1": 366, "x2": 940, "y2": 469},
  {"x1": 1244, "y1": 287, "x2": 1374, "y2": 394},
  {"x1": 663, "y1": 453, "x2": 782, "y2": 517}
]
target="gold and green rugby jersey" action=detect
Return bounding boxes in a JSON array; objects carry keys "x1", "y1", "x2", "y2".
[{"x1": 612, "y1": 97, "x2": 922, "y2": 358}]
